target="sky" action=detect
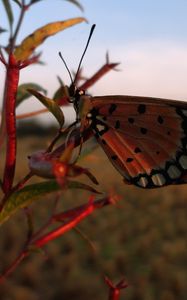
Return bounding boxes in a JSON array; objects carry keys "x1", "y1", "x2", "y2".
[{"x1": 0, "y1": 0, "x2": 187, "y2": 124}]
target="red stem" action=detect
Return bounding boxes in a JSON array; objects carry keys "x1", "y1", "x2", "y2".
[
  {"x1": 0, "y1": 197, "x2": 115, "y2": 281},
  {"x1": 0, "y1": 251, "x2": 27, "y2": 284},
  {"x1": 2, "y1": 54, "x2": 20, "y2": 194},
  {"x1": 105, "y1": 277, "x2": 128, "y2": 300},
  {"x1": 108, "y1": 289, "x2": 120, "y2": 300},
  {"x1": 32, "y1": 202, "x2": 96, "y2": 248},
  {"x1": 32, "y1": 196, "x2": 113, "y2": 248}
]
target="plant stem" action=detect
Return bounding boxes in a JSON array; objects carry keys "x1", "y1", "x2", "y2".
[
  {"x1": 9, "y1": 0, "x2": 27, "y2": 52},
  {"x1": 12, "y1": 171, "x2": 33, "y2": 192},
  {"x1": 0, "y1": 197, "x2": 115, "y2": 281},
  {"x1": 32, "y1": 204, "x2": 95, "y2": 248},
  {"x1": 31, "y1": 196, "x2": 113, "y2": 248},
  {"x1": 0, "y1": 251, "x2": 27, "y2": 284},
  {"x1": 105, "y1": 277, "x2": 128, "y2": 300},
  {"x1": 2, "y1": 54, "x2": 20, "y2": 194}
]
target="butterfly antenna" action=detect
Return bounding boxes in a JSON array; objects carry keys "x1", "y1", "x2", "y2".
[
  {"x1": 59, "y1": 51, "x2": 74, "y2": 85},
  {"x1": 74, "y1": 24, "x2": 96, "y2": 84}
]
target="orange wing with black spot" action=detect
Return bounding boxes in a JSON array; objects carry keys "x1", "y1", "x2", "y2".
[{"x1": 87, "y1": 95, "x2": 187, "y2": 188}]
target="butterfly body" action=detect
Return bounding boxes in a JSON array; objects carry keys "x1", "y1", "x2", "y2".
[{"x1": 74, "y1": 93, "x2": 187, "y2": 189}]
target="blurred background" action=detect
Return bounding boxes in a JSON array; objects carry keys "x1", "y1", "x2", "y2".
[{"x1": 0, "y1": 1, "x2": 187, "y2": 299}]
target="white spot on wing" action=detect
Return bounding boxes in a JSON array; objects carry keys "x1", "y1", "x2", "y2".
[
  {"x1": 151, "y1": 174, "x2": 166, "y2": 186},
  {"x1": 137, "y1": 176, "x2": 148, "y2": 187},
  {"x1": 181, "y1": 109, "x2": 187, "y2": 116},
  {"x1": 87, "y1": 113, "x2": 92, "y2": 118},
  {"x1": 167, "y1": 165, "x2": 181, "y2": 179},
  {"x1": 179, "y1": 155, "x2": 187, "y2": 169},
  {"x1": 96, "y1": 124, "x2": 106, "y2": 132}
]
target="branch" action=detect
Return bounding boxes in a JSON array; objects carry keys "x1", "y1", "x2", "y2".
[{"x1": 9, "y1": 1, "x2": 28, "y2": 52}]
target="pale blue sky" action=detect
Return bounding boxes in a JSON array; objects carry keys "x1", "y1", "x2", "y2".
[{"x1": 0, "y1": 0, "x2": 187, "y2": 123}]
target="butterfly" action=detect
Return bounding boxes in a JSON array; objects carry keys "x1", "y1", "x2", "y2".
[
  {"x1": 59, "y1": 24, "x2": 187, "y2": 189},
  {"x1": 72, "y1": 92, "x2": 187, "y2": 189}
]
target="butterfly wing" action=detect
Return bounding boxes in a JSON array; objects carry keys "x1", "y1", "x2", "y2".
[{"x1": 87, "y1": 95, "x2": 187, "y2": 188}]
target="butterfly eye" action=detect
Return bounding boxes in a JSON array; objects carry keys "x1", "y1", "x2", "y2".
[
  {"x1": 86, "y1": 113, "x2": 92, "y2": 119},
  {"x1": 79, "y1": 90, "x2": 85, "y2": 96}
]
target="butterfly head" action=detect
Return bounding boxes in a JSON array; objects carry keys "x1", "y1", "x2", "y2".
[
  {"x1": 68, "y1": 83, "x2": 85, "y2": 117},
  {"x1": 70, "y1": 85, "x2": 92, "y2": 128}
]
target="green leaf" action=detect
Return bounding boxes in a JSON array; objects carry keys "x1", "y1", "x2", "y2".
[
  {"x1": 0, "y1": 181, "x2": 61, "y2": 226},
  {"x1": 27, "y1": 89, "x2": 64, "y2": 127},
  {"x1": 68, "y1": 180, "x2": 101, "y2": 194},
  {"x1": 2, "y1": 0, "x2": 13, "y2": 29},
  {"x1": 16, "y1": 83, "x2": 47, "y2": 106},
  {"x1": 14, "y1": 17, "x2": 86, "y2": 61},
  {"x1": 53, "y1": 78, "x2": 69, "y2": 102},
  {"x1": 0, "y1": 180, "x2": 100, "y2": 226}
]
